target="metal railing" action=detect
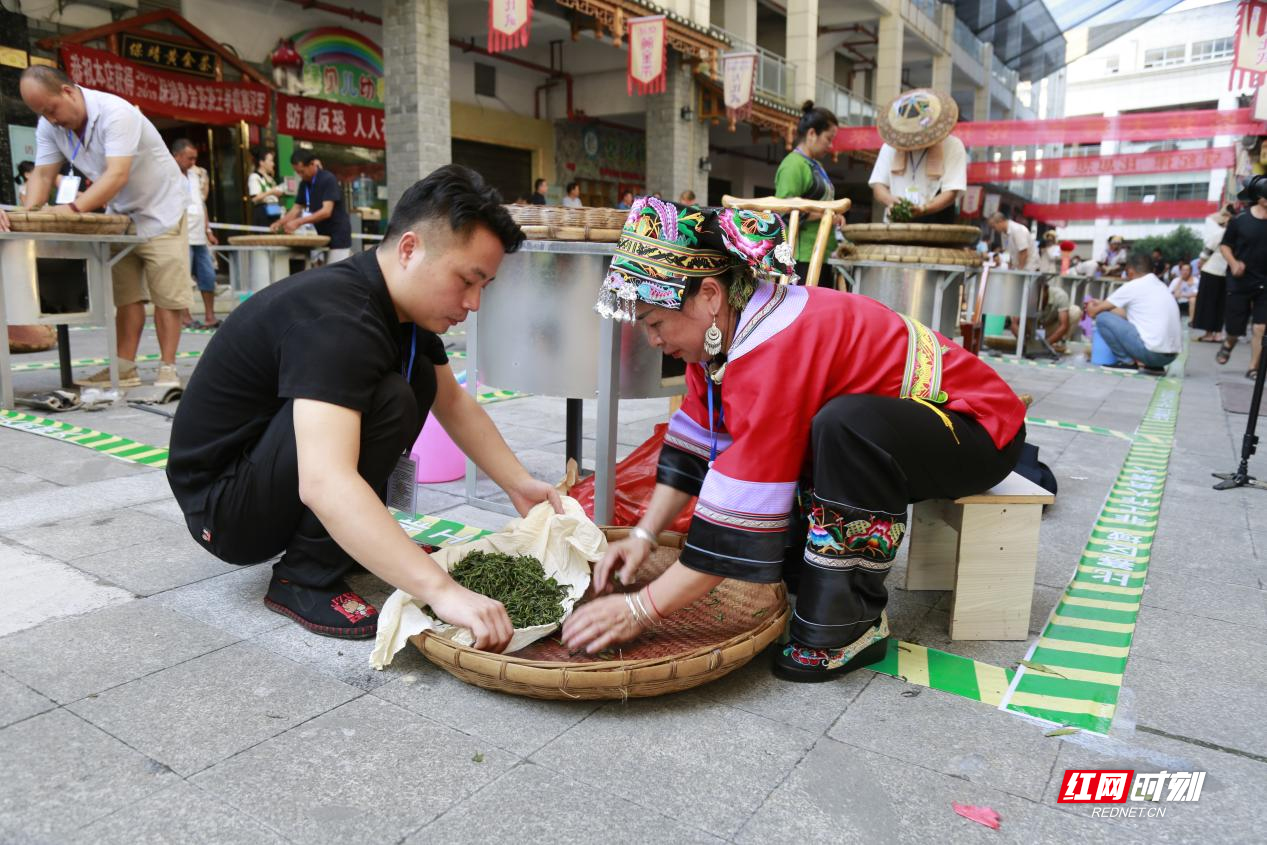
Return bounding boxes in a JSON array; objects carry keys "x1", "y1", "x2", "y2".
[
  {"x1": 815, "y1": 77, "x2": 877, "y2": 126},
  {"x1": 712, "y1": 27, "x2": 797, "y2": 104}
]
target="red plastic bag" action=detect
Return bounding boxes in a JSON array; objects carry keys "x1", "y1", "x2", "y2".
[{"x1": 571, "y1": 423, "x2": 695, "y2": 533}]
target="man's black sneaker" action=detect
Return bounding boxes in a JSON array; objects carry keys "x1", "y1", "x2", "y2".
[
  {"x1": 264, "y1": 576, "x2": 378, "y2": 639},
  {"x1": 1101, "y1": 361, "x2": 1138, "y2": 370},
  {"x1": 1138, "y1": 366, "x2": 1168, "y2": 376}
]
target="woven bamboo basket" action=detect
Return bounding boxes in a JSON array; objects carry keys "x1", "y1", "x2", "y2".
[
  {"x1": 410, "y1": 527, "x2": 789, "y2": 700},
  {"x1": 851, "y1": 242, "x2": 981, "y2": 267},
  {"x1": 3, "y1": 210, "x2": 132, "y2": 235},
  {"x1": 843, "y1": 223, "x2": 980, "y2": 247},
  {"x1": 228, "y1": 234, "x2": 330, "y2": 248},
  {"x1": 518, "y1": 224, "x2": 623, "y2": 242},
  {"x1": 504, "y1": 205, "x2": 565, "y2": 227}
]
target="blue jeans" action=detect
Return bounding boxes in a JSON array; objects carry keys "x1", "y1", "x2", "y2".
[
  {"x1": 1095, "y1": 312, "x2": 1176, "y2": 369},
  {"x1": 190, "y1": 244, "x2": 216, "y2": 292}
]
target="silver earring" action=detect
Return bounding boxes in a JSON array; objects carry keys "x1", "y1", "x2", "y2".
[{"x1": 704, "y1": 316, "x2": 723, "y2": 357}]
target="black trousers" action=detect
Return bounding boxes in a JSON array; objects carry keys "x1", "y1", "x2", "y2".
[
  {"x1": 783, "y1": 395, "x2": 1024, "y2": 649},
  {"x1": 1190, "y1": 272, "x2": 1225, "y2": 332},
  {"x1": 187, "y1": 373, "x2": 422, "y2": 588}
]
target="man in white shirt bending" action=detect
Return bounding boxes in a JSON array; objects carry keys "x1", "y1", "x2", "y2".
[
  {"x1": 1085, "y1": 251, "x2": 1182, "y2": 375},
  {"x1": 988, "y1": 212, "x2": 1038, "y2": 271},
  {"x1": 0, "y1": 66, "x2": 189, "y2": 389}
]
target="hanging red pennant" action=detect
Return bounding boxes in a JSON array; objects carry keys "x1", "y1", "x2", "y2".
[
  {"x1": 722, "y1": 52, "x2": 757, "y2": 129},
  {"x1": 627, "y1": 15, "x2": 666, "y2": 96},
  {"x1": 488, "y1": 0, "x2": 533, "y2": 54},
  {"x1": 1231, "y1": 0, "x2": 1267, "y2": 89}
]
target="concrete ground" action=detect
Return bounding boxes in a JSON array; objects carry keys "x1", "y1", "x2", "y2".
[{"x1": 0, "y1": 310, "x2": 1263, "y2": 845}]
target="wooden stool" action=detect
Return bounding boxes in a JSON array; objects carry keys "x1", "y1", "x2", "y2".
[{"x1": 905, "y1": 471, "x2": 1054, "y2": 640}]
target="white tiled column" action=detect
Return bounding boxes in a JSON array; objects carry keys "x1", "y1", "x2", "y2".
[
  {"x1": 383, "y1": 0, "x2": 451, "y2": 212},
  {"x1": 874, "y1": 12, "x2": 905, "y2": 106},
  {"x1": 786, "y1": 0, "x2": 819, "y2": 105},
  {"x1": 931, "y1": 3, "x2": 953, "y2": 92},
  {"x1": 722, "y1": 0, "x2": 757, "y2": 43}
]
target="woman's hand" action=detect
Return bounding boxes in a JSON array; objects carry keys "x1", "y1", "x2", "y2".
[
  {"x1": 426, "y1": 578, "x2": 514, "y2": 652},
  {"x1": 591, "y1": 536, "x2": 653, "y2": 595},
  {"x1": 507, "y1": 476, "x2": 563, "y2": 517},
  {"x1": 561, "y1": 593, "x2": 645, "y2": 654}
]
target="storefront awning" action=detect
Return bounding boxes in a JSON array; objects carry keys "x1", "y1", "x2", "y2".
[{"x1": 955, "y1": 0, "x2": 1187, "y2": 82}]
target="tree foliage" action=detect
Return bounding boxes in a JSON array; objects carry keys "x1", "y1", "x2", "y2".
[{"x1": 1130, "y1": 225, "x2": 1204, "y2": 265}]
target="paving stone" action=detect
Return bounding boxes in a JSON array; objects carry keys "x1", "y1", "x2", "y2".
[
  {"x1": 68, "y1": 780, "x2": 289, "y2": 845},
  {"x1": 250, "y1": 617, "x2": 429, "y2": 692},
  {"x1": 374, "y1": 661, "x2": 598, "y2": 756},
  {"x1": 1043, "y1": 724, "x2": 1267, "y2": 843},
  {"x1": 129, "y1": 497, "x2": 189, "y2": 526},
  {"x1": 3, "y1": 507, "x2": 188, "y2": 564},
  {"x1": 68, "y1": 536, "x2": 239, "y2": 597},
  {"x1": 0, "y1": 600, "x2": 235, "y2": 703},
  {"x1": 0, "y1": 709, "x2": 178, "y2": 841},
  {"x1": 907, "y1": 609, "x2": 1035, "y2": 671},
  {"x1": 0, "y1": 434, "x2": 153, "y2": 486},
  {"x1": 0, "y1": 471, "x2": 172, "y2": 533},
  {"x1": 829, "y1": 673, "x2": 1059, "y2": 800},
  {"x1": 0, "y1": 466, "x2": 61, "y2": 503},
  {"x1": 149, "y1": 563, "x2": 288, "y2": 638},
  {"x1": 1129, "y1": 604, "x2": 1267, "y2": 684},
  {"x1": 1138, "y1": 570, "x2": 1267, "y2": 629},
  {"x1": 408, "y1": 761, "x2": 723, "y2": 844},
  {"x1": 1122, "y1": 654, "x2": 1267, "y2": 760},
  {"x1": 0, "y1": 538, "x2": 133, "y2": 637},
  {"x1": 0, "y1": 670, "x2": 54, "y2": 729},
  {"x1": 69, "y1": 641, "x2": 361, "y2": 776},
  {"x1": 192, "y1": 695, "x2": 515, "y2": 843},
  {"x1": 531, "y1": 694, "x2": 815, "y2": 838},
  {"x1": 735, "y1": 735, "x2": 1147, "y2": 845}
]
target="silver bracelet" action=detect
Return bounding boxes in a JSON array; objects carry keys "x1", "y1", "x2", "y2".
[
  {"x1": 624, "y1": 592, "x2": 651, "y2": 628},
  {"x1": 632, "y1": 589, "x2": 663, "y2": 627},
  {"x1": 629, "y1": 525, "x2": 658, "y2": 550}
]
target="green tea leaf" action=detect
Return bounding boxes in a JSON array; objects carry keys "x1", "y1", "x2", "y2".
[
  {"x1": 1018, "y1": 660, "x2": 1066, "y2": 678},
  {"x1": 472, "y1": 752, "x2": 485, "y2": 763},
  {"x1": 1045, "y1": 727, "x2": 1079, "y2": 737}
]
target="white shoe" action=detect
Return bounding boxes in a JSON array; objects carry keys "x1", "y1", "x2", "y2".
[{"x1": 153, "y1": 364, "x2": 182, "y2": 389}]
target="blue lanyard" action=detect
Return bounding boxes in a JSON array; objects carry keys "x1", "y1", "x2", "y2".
[
  {"x1": 66, "y1": 130, "x2": 83, "y2": 176},
  {"x1": 795, "y1": 149, "x2": 830, "y2": 188},
  {"x1": 402, "y1": 325, "x2": 417, "y2": 382},
  {"x1": 704, "y1": 367, "x2": 725, "y2": 464}
]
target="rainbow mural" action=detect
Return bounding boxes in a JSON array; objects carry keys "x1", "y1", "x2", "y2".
[{"x1": 291, "y1": 27, "x2": 384, "y2": 107}]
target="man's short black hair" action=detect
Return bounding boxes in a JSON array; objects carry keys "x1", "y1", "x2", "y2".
[
  {"x1": 565, "y1": 181, "x2": 578, "y2": 193},
  {"x1": 533, "y1": 178, "x2": 546, "y2": 191},
  {"x1": 1126, "y1": 251, "x2": 1154, "y2": 276},
  {"x1": 291, "y1": 149, "x2": 318, "y2": 166},
  {"x1": 382, "y1": 164, "x2": 524, "y2": 254}
]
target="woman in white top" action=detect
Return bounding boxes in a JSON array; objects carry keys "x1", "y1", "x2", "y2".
[
  {"x1": 1192, "y1": 205, "x2": 1234, "y2": 342},
  {"x1": 247, "y1": 147, "x2": 285, "y2": 228},
  {"x1": 1168, "y1": 262, "x2": 1199, "y2": 317}
]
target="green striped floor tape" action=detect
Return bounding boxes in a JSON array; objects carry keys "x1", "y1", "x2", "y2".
[
  {"x1": 12, "y1": 350, "x2": 203, "y2": 373},
  {"x1": 999, "y1": 375, "x2": 1180, "y2": 733},
  {"x1": 1024, "y1": 416, "x2": 1132, "y2": 441},
  {"x1": 391, "y1": 510, "x2": 491, "y2": 548},
  {"x1": 870, "y1": 639, "x2": 1016, "y2": 707},
  {"x1": 0, "y1": 410, "x2": 169, "y2": 467}
]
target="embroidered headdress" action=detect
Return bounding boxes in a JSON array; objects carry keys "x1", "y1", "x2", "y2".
[{"x1": 595, "y1": 198, "x2": 796, "y2": 321}]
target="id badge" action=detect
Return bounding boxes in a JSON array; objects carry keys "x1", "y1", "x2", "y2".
[
  {"x1": 55, "y1": 175, "x2": 82, "y2": 205},
  {"x1": 386, "y1": 452, "x2": 418, "y2": 516}
]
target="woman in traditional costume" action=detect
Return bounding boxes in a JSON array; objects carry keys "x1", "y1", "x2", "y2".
[
  {"x1": 775, "y1": 102, "x2": 838, "y2": 285},
  {"x1": 562, "y1": 199, "x2": 1027, "y2": 680}
]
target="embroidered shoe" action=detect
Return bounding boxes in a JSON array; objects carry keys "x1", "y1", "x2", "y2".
[
  {"x1": 773, "y1": 613, "x2": 891, "y2": 683},
  {"x1": 75, "y1": 365, "x2": 141, "y2": 388},
  {"x1": 264, "y1": 576, "x2": 379, "y2": 639}
]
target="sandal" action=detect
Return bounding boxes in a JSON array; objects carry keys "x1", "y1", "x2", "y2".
[
  {"x1": 15, "y1": 388, "x2": 82, "y2": 413},
  {"x1": 1248, "y1": 369, "x2": 1258, "y2": 380},
  {"x1": 1197, "y1": 334, "x2": 1220, "y2": 342},
  {"x1": 1217, "y1": 343, "x2": 1234, "y2": 365}
]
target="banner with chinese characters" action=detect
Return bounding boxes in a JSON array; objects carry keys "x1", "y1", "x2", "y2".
[
  {"x1": 1022, "y1": 200, "x2": 1219, "y2": 224},
  {"x1": 833, "y1": 108, "x2": 1265, "y2": 151},
  {"x1": 119, "y1": 34, "x2": 217, "y2": 79},
  {"x1": 722, "y1": 52, "x2": 757, "y2": 128},
  {"x1": 488, "y1": 0, "x2": 533, "y2": 54},
  {"x1": 1232, "y1": 0, "x2": 1267, "y2": 88},
  {"x1": 278, "y1": 93, "x2": 385, "y2": 149},
  {"x1": 627, "y1": 15, "x2": 666, "y2": 96},
  {"x1": 969, "y1": 147, "x2": 1236, "y2": 183},
  {"x1": 61, "y1": 44, "x2": 268, "y2": 126}
]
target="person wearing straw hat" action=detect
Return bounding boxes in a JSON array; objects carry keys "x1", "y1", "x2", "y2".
[
  {"x1": 563, "y1": 198, "x2": 1026, "y2": 679},
  {"x1": 869, "y1": 88, "x2": 967, "y2": 225}
]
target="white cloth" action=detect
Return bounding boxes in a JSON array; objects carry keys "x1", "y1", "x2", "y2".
[
  {"x1": 1072, "y1": 258, "x2": 1099, "y2": 276},
  {"x1": 185, "y1": 170, "x2": 207, "y2": 246},
  {"x1": 868, "y1": 136, "x2": 968, "y2": 208},
  {"x1": 1201, "y1": 214, "x2": 1228, "y2": 276},
  {"x1": 34, "y1": 86, "x2": 186, "y2": 238},
  {"x1": 561, "y1": 195, "x2": 583, "y2": 208},
  {"x1": 1108, "y1": 274, "x2": 1183, "y2": 354},
  {"x1": 1002, "y1": 219, "x2": 1037, "y2": 270},
  {"x1": 370, "y1": 498, "x2": 606, "y2": 669}
]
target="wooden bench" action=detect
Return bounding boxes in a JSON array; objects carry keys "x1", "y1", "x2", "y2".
[{"x1": 904, "y1": 471, "x2": 1054, "y2": 640}]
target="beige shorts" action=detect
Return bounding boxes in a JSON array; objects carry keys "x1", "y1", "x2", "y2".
[{"x1": 112, "y1": 213, "x2": 192, "y2": 311}]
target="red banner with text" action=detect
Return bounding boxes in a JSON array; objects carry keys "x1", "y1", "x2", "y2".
[
  {"x1": 834, "y1": 109, "x2": 1264, "y2": 152},
  {"x1": 1231, "y1": 0, "x2": 1267, "y2": 89},
  {"x1": 627, "y1": 15, "x2": 667, "y2": 96},
  {"x1": 488, "y1": 0, "x2": 533, "y2": 53},
  {"x1": 277, "y1": 93, "x2": 385, "y2": 149},
  {"x1": 1023, "y1": 200, "x2": 1219, "y2": 224},
  {"x1": 61, "y1": 44, "x2": 269, "y2": 126},
  {"x1": 970, "y1": 147, "x2": 1235, "y2": 183}
]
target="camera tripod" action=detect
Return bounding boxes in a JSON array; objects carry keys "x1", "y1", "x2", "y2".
[{"x1": 1214, "y1": 338, "x2": 1267, "y2": 491}]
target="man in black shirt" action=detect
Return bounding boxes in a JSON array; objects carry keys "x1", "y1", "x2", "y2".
[
  {"x1": 1219, "y1": 175, "x2": 1267, "y2": 378},
  {"x1": 169, "y1": 165, "x2": 560, "y2": 648},
  {"x1": 529, "y1": 177, "x2": 547, "y2": 205},
  {"x1": 272, "y1": 149, "x2": 353, "y2": 262}
]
